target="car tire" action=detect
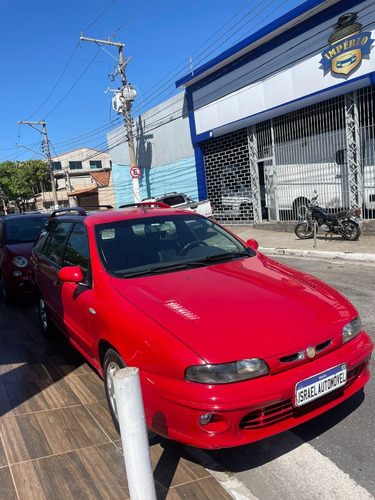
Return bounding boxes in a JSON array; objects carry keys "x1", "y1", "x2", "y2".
[
  {"x1": 103, "y1": 349, "x2": 127, "y2": 434},
  {"x1": 38, "y1": 292, "x2": 53, "y2": 336},
  {"x1": 0, "y1": 272, "x2": 12, "y2": 303}
]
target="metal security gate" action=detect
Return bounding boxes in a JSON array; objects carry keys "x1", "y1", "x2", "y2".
[
  {"x1": 202, "y1": 85, "x2": 375, "y2": 224},
  {"x1": 358, "y1": 86, "x2": 375, "y2": 218}
]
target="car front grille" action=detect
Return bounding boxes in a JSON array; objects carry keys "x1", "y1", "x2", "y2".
[
  {"x1": 239, "y1": 364, "x2": 363, "y2": 430},
  {"x1": 279, "y1": 339, "x2": 332, "y2": 364}
]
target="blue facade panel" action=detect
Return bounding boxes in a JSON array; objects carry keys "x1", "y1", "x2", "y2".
[{"x1": 112, "y1": 156, "x2": 199, "y2": 206}]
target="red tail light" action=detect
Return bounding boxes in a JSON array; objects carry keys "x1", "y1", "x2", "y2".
[{"x1": 355, "y1": 209, "x2": 361, "y2": 217}]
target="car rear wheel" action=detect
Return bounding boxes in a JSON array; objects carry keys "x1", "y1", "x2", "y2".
[
  {"x1": 103, "y1": 349, "x2": 126, "y2": 434},
  {"x1": 38, "y1": 293, "x2": 53, "y2": 336},
  {"x1": 0, "y1": 272, "x2": 12, "y2": 303}
]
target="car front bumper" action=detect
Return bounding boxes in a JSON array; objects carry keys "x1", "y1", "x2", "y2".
[{"x1": 141, "y1": 331, "x2": 373, "y2": 449}]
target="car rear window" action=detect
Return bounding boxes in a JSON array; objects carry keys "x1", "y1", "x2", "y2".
[{"x1": 4, "y1": 216, "x2": 49, "y2": 244}]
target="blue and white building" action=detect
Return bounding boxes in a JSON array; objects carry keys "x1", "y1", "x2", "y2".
[{"x1": 108, "y1": 0, "x2": 375, "y2": 224}]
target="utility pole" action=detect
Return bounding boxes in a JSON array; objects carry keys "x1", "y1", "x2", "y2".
[
  {"x1": 18, "y1": 120, "x2": 59, "y2": 208},
  {"x1": 80, "y1": 35, "x2": 140, "y2": 202}
]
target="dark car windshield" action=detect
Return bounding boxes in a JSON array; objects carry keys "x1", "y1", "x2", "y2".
[
  {"x1": 95, "y1": 214, "x2": 252, "y2": 277},
  {"x1": 4, "y1": 216, "x2": 49, "y2": 244}
]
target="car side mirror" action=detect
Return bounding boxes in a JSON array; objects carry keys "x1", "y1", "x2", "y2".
[
  {"x1": 246, "y1": 238, "x2": 259, "y2": 250},
  {"x1": 58, "y1": 266, "x2": 84, "y2": 283}
]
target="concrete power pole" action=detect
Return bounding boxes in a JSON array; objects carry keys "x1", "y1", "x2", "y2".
[
  {"x1": 18, "y1": 120, "x2": 59, "y2": 208},
  {"x1": 80, "y1": 35, "x2": 140, "y2": 202}
]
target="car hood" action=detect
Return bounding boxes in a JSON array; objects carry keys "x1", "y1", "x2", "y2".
[{"x1": 110, "y1": 254, "x2": 356, "y2": 363}]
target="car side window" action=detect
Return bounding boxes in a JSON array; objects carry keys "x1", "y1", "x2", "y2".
[
  {"x1": 43, "y1": 222, "x2": 73, "y2": 265},
  {"x1": 34, "y1": 219, "x2": 57, "y2": 254},
  {"x1": 63, "y1": 223, "x2": 90, "y2": 281}
]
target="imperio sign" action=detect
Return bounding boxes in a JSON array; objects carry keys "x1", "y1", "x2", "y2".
[{"x1": 320, "y1": 12, "x2": 374, "y2": 76}]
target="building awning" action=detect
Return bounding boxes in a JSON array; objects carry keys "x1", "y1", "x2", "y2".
[
  {"x1": 68, "y1": 186, "x2": 98, "y2": 197},
  {"x1": 90, "y1": 171, "x2": 110, "y2": 186}
]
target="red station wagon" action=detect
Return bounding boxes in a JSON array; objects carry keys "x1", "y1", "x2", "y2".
[{"x1": 31, "y1": 204, "x2": 373, "y2": 449}]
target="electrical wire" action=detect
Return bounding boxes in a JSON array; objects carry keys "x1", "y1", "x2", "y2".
[
  {"x1": 42, "y1": 0, "x2": 282, "y2": 153},
  {"x1": 81, "y1": 0, "x2": 116, "y2": 32}
]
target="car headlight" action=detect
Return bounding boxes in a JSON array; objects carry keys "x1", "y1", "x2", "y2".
[
  {"x1": 185, "y1": 358, "x2": 269, "y2": 384},
  {"x1": 13, "y1": 256, "x2": 28, "y2": 268},
  {"x1": 342, "y1": 316, "x2": 362, "y2": 344}
]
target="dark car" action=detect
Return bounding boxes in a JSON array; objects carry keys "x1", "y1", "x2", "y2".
[
  {"x1": 0, "y1": 212, "x2": 49, "y2": 302},
  {"x1": 30, "y1": 204, "x2": 372, "y2": 449}
]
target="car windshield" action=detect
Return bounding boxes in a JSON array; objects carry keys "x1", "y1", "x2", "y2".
[
  {"x1": 4, "y1": 216, "x2": 49, "y2": 244},
  {"x1": 95, "y1": 214, "x2": 253, "y2": 277}
]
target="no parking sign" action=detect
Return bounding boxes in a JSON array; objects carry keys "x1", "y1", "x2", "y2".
[{"x1": 130, "y1": 166, "x2": 141, "y2": 178}]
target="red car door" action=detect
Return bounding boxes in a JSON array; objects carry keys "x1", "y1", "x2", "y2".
[{"x1": 59, "y1": 223, "x2": 97, "y2": 363}]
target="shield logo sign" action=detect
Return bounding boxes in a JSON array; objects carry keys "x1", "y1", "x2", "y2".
[
  {"x1": 331, "y1": 48, "x2": 361, "y2": 75},
  {"x1": 320, "y1": 12, "x2": 374, "y2": 77}
]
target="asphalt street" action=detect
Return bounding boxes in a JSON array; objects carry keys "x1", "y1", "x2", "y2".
[{"x1": 204, "y1": 253, "x2": 375, "y2": 500}]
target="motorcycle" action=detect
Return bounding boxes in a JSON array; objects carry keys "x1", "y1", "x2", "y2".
[{"x1": 294, "y1": 194, "x2": 362, "y2": 241}]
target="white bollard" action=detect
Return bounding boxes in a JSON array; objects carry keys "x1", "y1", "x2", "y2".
[
  {"x1": 113, "y1": 367, "x2": 157, "y2": 500},
  {"x1": 313, "y1": 220, "x2": 318, "y2": 248}
]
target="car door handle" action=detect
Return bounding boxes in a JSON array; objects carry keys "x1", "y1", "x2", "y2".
[{"x1": 53, "y1": 281, "x2": 62, "y2": 288}]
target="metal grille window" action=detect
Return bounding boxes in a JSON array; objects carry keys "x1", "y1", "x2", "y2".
[
  {"x1": 202, "y1": 85, "x2": 375, "y2": 224},
  {"x1": 203, "y1": 129, "x2": 254, "y2": 224}
]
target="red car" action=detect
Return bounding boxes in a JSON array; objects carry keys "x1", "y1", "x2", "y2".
[
  {"x1": 0, "y1": 212, "x2": 49, "y2": 302},
  {"x1": 31, "y1": 204, "x2": 373, "y2": 449}
]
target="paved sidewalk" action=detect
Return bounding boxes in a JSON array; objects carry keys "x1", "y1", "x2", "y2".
[
  {"x1": 0, "y1": 298, "x2": 234, "y2": 500},
  {"x1": 228, "y1": 225, "x2": 375, "y2": 262}
]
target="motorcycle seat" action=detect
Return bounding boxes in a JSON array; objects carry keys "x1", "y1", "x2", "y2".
[{"x1": 326, "y1": 211, "x2": 350, "y2": 221}]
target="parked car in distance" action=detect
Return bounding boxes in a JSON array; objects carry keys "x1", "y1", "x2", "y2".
[
  {"x1": 141, "y1": 192, "x2": 214, "y2": 218},
  {"x1": 31, "y1": 204, "x2": 373, "y2": 449},
  {"x1": 0, "y1": 212, "x2": 49, "y2": 302}
]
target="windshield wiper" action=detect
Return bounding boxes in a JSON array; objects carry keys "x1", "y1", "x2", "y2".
[
  {"x1": 193, "y1": 251, "x2": 251, "y2": 264},
  {"x1": 122, "y1": 251, "x2": 251, "y2": 277},
  {"x1": 123, "y1": 261, "x2": 205, "y2": 278}
]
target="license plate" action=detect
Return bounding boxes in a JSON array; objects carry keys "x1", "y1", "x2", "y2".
[{"x1": 295, "y1": 363, "x2": 347, "y2": 407}]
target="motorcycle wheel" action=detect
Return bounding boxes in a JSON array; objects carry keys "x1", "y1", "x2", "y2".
[
  {"x1": 294, "y1": 221, "x2": 314, "y2": 239},
  {"x1": 341, "y1": 221, "x2": 360, "y2": 241}
]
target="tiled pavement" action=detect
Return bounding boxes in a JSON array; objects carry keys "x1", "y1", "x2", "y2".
[{"x1": 0, "y1": 297, "x2": 232, "y2": 500}]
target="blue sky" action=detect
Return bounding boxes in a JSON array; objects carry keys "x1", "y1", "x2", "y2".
[{"x1": 0, "y1": 0, "x2": 307, "y2": 164}]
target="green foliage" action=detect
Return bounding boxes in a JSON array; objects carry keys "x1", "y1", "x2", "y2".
[{"x1": 0, "y1": 159, "x2": 51, "y2": 209}]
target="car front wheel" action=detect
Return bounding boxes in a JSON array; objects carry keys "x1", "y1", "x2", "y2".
[{"x1": 103, "y1": 349, "x2": 126, "y2": 434}]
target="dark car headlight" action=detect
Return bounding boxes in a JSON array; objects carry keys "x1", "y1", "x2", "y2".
[
  {"x1": 342, "y1": 316, "x2": 362, "y2": 344},
  {"x1": 185, "y1": 358, "x2": 269, "y2": 384},
  {"x1": 13, "y1": 256, "x2": 28, "y2": 268}
]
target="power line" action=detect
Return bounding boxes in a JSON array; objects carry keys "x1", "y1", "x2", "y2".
[{"x1": 82, "y1": 0, "x2": 116, "y2": 32}]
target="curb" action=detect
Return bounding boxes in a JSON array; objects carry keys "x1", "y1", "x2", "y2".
[{"x1": 259, "y1": 247, "x2": 375, "y2": 263}]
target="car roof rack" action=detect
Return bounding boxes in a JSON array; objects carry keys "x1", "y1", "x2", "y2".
[
  {"x1": 118, "y1": 202, "x2": 170, "y2": 209},
  {"x1": 51, "y1": 207, "x2": 87, "y2": 218}
]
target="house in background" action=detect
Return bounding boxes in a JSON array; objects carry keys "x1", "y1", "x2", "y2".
[{"x1": 35, "y1": 147, "x2": 115, "y2": 211}]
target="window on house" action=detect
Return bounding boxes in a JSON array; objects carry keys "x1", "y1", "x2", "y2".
[
  {"x1": 53, "y1": 161, "x2": 62, "y2": 170},
  {"x1": 90, "y1": 160, "x2": 102, "y2": 169},
  {"x1": 69, "y1": 161, "x2": 83, "y2": 170}
]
